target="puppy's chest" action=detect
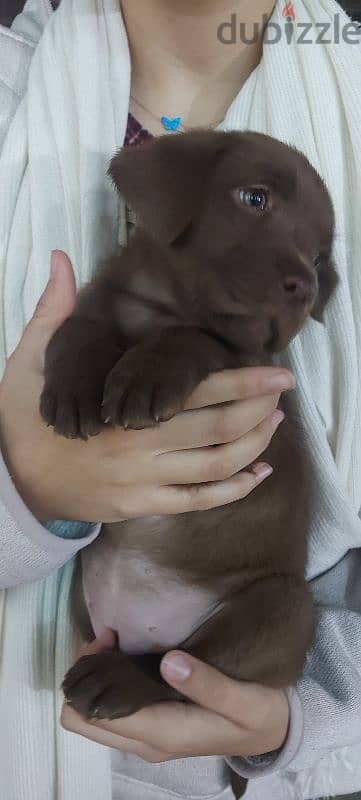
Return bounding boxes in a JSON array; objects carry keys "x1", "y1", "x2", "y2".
[{"x1": 81, "y1": 532, "x2": 224, "y2": 654}]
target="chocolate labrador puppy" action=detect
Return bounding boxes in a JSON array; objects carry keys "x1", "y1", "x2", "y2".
[{"x1": 41, "y1": 130, "x2": 337, "y2": 797}]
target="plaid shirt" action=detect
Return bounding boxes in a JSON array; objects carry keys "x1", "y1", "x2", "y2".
[
  {"x1": 124, "y1": 114, "x2": 153, "y2": 228},
  {"x1": 124, "y1": 112, "x2": 153, "y2": 148}
]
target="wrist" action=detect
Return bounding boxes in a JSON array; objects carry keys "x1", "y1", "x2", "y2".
[
  {"x1": 239, "y1": 688, "x2": 289, "y2": 758},
  {"x1": 0, "y1": 412, "x2": 52, "y2": 523},
  {"x1": 226, "y1": 687, "x2": 303, "y2": 780},
  {"x1": 265, "y1": 689, "x2": 290, "y2": 753},
  {"x1": 0, "y1": 441, "x2": 47, "y2": 522}
]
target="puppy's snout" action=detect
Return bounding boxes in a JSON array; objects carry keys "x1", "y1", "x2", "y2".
[{"x1": 282, "y1": 273, "x2": 315, "y2": 305}]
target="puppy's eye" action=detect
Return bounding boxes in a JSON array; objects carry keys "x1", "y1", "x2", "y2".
[
  {"x1": 314, "y1": 253, "x2": 322, "y2": 269},
  {"x1": 238, "y1": 188, "x2": 268, "y2": 211}
]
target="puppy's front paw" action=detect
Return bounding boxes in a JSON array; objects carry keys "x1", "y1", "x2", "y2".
[
  {"x1": 40, "y1": 317, "x2": 123, "y2": 439},
  {"x1": 101, "y1": 346, "x2": 202, "y2": 429},
  {"x1": 40, "y1": 381, "x2": 103, "y2": 440}
]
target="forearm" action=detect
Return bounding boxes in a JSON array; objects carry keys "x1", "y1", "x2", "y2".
[{"x1": 0, "y1": 448, "x2": 100, "y2": 589}]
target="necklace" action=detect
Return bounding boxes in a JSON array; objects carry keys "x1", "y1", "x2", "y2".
[{"x1": 130, "y1": 94, "x2": 189, "y2": 133}]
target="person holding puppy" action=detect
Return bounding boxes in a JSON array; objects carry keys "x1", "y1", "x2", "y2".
[{"x1": 0, "y1": 1, "x2": 361, "y2": 799}]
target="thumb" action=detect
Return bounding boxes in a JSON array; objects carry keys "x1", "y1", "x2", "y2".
[
  {"x1": 16, "y1": 250, "x2": 77, "y2": 363},
  {"x1": 160, "y1": 650, "x2": 284, "y2": 730}
]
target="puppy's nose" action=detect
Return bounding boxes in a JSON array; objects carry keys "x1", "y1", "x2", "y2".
[{"x1": 282, "y1": 274, "x2": 315, "y2": 304}]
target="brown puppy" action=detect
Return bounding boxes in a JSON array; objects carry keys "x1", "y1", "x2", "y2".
[{"x1": 41, "y1": 131, "x2": 338, "y2": 794}]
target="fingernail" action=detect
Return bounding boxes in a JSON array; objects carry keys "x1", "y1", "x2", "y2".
[
  {"x1": 270, "y1": 409, "x2": 285, "y2": 430},
  {"x1": 267, "y1": 373, "x2": 296, "y2": 392},
  {"x1": 161, "y1": 654, "x2": 192, "y2": 683},
  {"x1": 252, "y1": 462, "x2": 274, "y2": 482}
]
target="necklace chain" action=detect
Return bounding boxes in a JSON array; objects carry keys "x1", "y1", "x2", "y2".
[
  {"x1": 130, "y1": 94, "x2": 225, "y2": 135},
  {"x1": 130, "y1": 95, "x2": 189, "y2": 133}
]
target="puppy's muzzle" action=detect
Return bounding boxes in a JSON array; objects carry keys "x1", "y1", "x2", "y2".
[{"x1": 282, "y1": 271, "x2": 316, "y2": 307}]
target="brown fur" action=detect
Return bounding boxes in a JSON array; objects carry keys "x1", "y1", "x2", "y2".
[{"x1": 41, "y1": 131, "x2": 338, "y2": 795}]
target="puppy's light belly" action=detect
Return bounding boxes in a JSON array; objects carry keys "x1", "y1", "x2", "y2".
[{"x1": 82, "y1": 540, "x2": 220, "y2": 654}]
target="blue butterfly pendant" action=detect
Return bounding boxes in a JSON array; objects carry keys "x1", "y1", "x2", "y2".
[{"x1": 161, "y1": 116, "x2": 182, "y2": 132}]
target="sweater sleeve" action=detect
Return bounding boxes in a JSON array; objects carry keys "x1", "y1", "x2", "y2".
[
  {"x1": 0, "y1": 449, "x2": 100, "y2": 589},
  {"x1": 226, "y1": 548, "x2": 361, "y2": 780},
  {"x1": 46, "y1": 520, "x2": 96, "y2": 539}
]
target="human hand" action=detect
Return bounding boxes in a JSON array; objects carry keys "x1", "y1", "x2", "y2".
[
  {"x1": 0, "y1": 250, "x2": 294, "y2": 524},
  {"x1": 61, "y1": 632, "x2": 289, "y2": 761}
]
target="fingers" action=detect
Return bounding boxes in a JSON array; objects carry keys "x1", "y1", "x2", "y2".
[
  {"x1": 81, "y1": 698, "x2": 246, "y2": 759},
  {"x1": 161, "y1": 652, "x2": 275, "y2": 728},
  {"x1": 155, "y1": 409, "x2": 284, "y2": 485},
  {"x1": 60, "y1": 644, "x2": 288, "y2": 760},
  {"x1": 152, "y1": 393, "x2": 281, "y2": 453},
  {"x1": 113, "y1": 463, "x2": 270, "y2": 519},
  {"x1": 61, "y1": 702, "x2": 145, "y2": 751},
  {"x1": 184, "y1": 367, "x2": 296, "y2": 410},
  {"x1": 61, "y1": 686, "x2": 285, "y2": 761},
  {"x1": 10, "y1": 250, "x2": 76, "y2": 370},
  {"x1": 107, "y1": 393, "x2": 280, "y2": 460},
  {"x1": 157, "y1": 652, "x2": 290, "y2": 755},
  {"x1": 108, "y1": 407, "x2": 284, "y2": 517},
  {"x1": 60, "y1": 701, "x2": 187, "y2": 762}
]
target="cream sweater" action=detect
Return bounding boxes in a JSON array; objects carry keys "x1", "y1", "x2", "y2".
[{"x1": 1, "y1": 2, "x2": 361, "y2": 799}]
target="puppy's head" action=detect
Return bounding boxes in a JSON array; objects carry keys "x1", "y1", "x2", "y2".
[{"x1": 108, "y1": 130, "x2": 338, "y2": 354}]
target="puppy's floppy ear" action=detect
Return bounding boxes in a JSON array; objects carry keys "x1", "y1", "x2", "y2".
[
  {"x1": 311, "y1": 259, "x2": 339, "y2": 322},
  {"x1": 107, "y1": 131, "x2": 229, "y2": 246}
]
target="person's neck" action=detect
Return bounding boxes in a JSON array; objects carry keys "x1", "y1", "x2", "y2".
[{"x1": 121, "y1": 0, "x2": 276, "y2": 133}]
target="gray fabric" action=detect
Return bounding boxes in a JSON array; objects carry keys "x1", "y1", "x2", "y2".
[
  {"x1": 111, "y1": 750, "x2": 234, "y2": 800},
  {"x1": 325, "y1": 795, "x2": 361, "y2": 799}
]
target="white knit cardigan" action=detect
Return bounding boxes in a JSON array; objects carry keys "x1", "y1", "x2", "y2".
[{"x1": 0, "y1": 0, "x2": 361, "y2": 798}]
